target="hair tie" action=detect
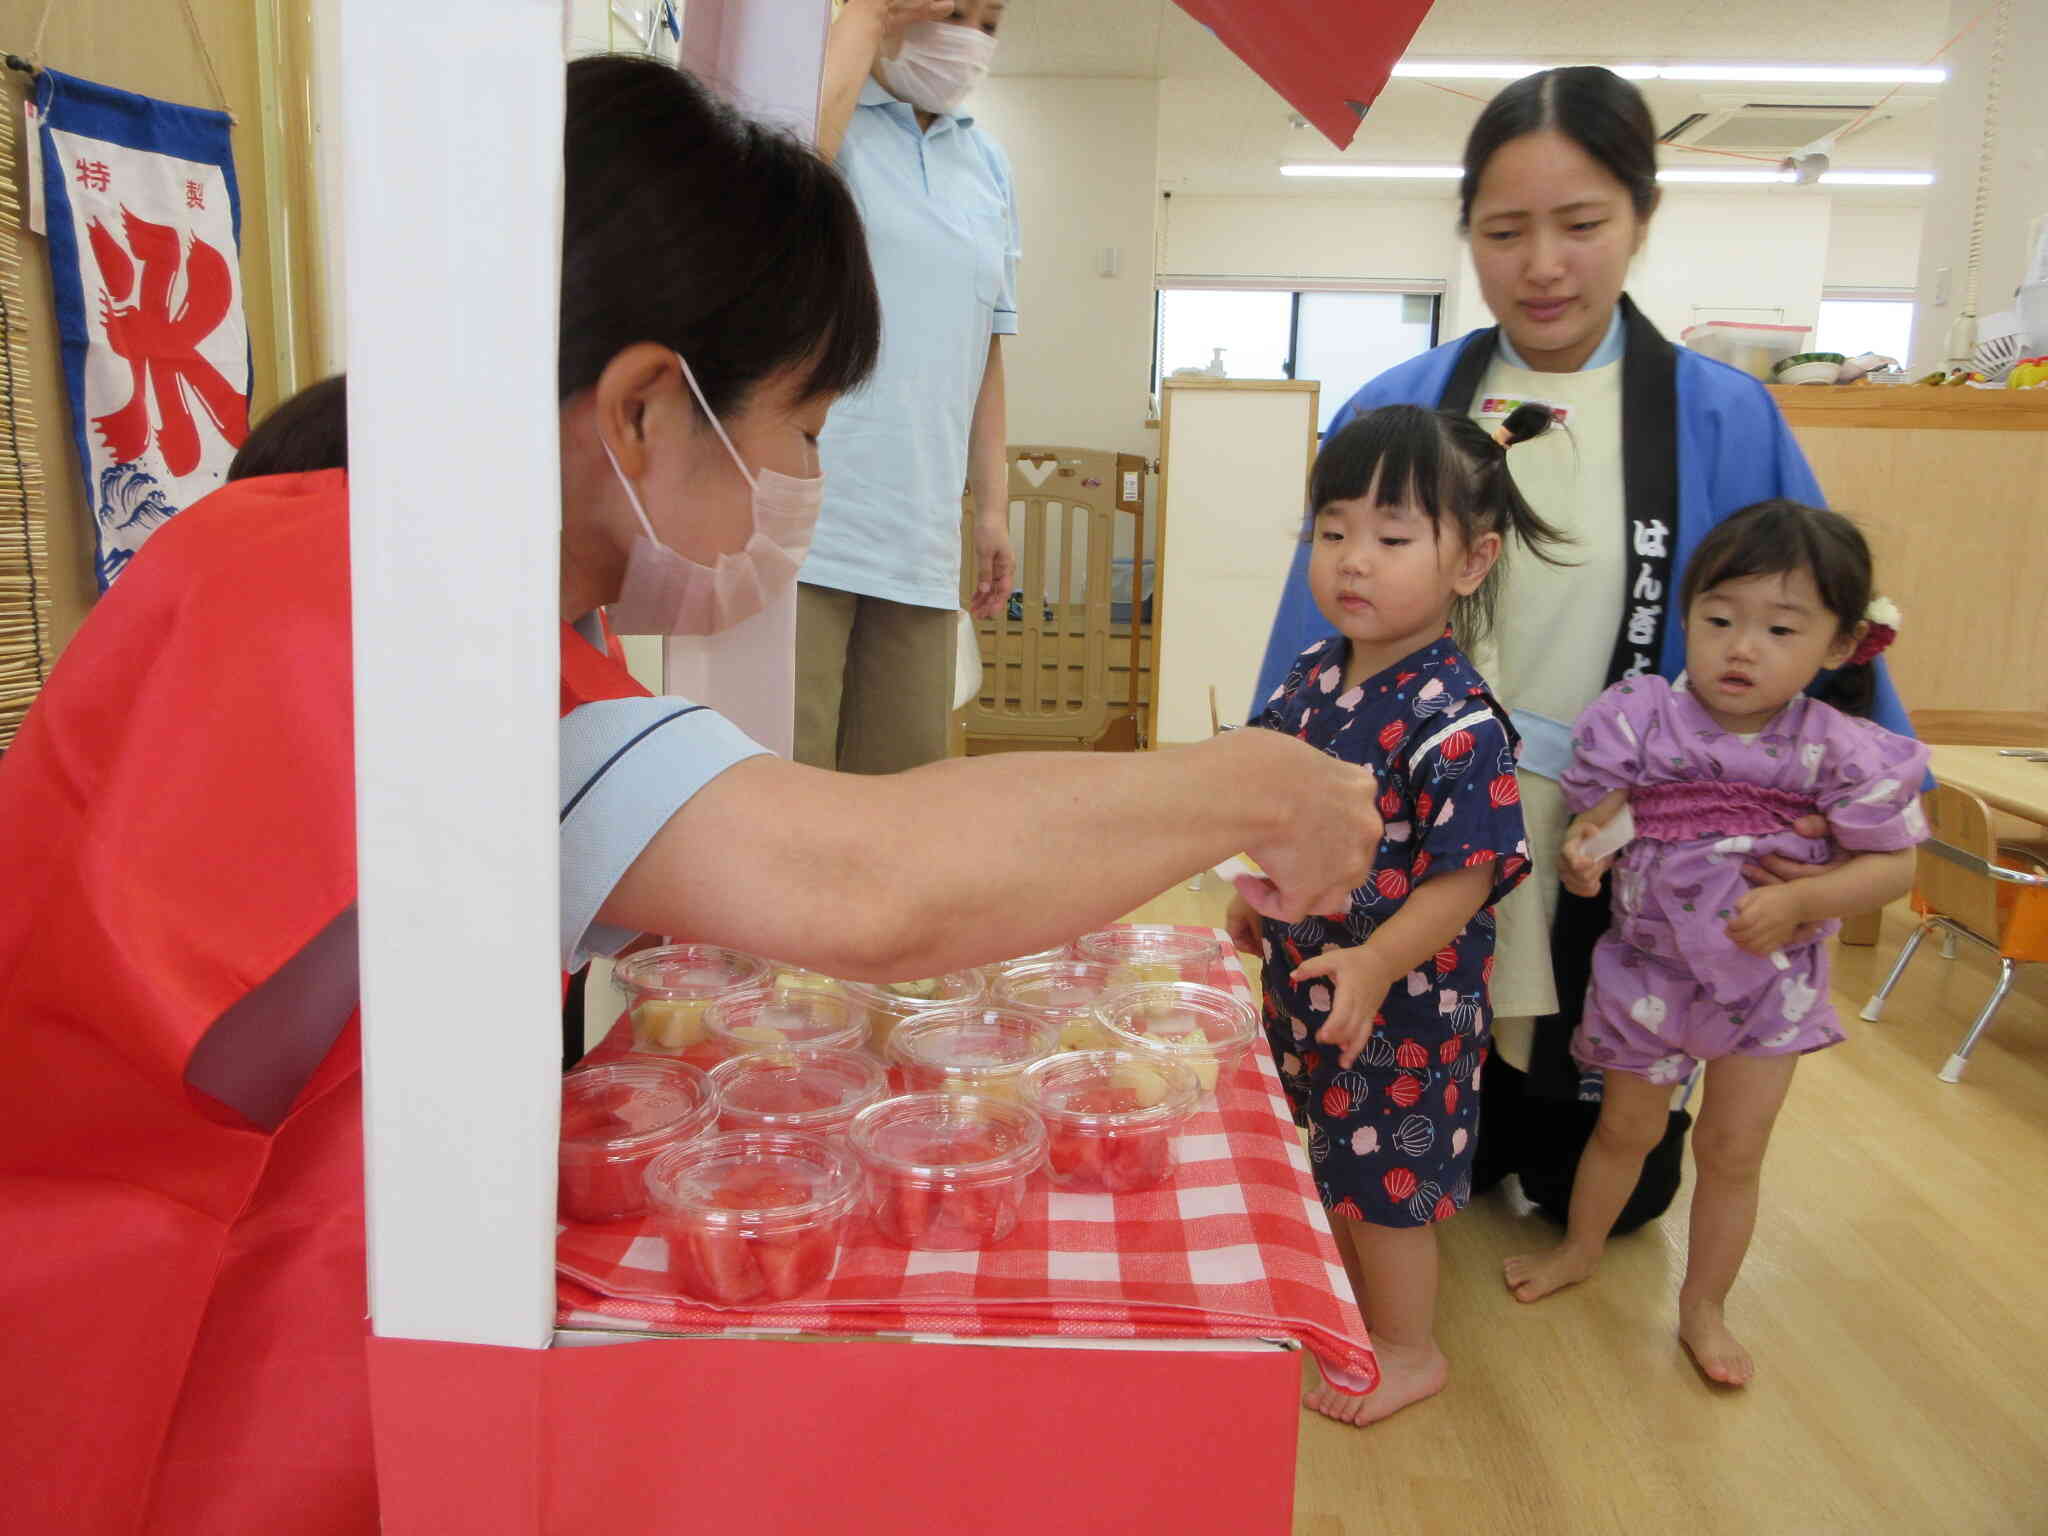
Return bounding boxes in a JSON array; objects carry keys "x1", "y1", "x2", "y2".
[
  {"x1": 1491, "y1": 422, "x2": 1514, "y2": 448},
  {"x1": 1847, "y1": 595, "x2": 1900, "y2": 666}
]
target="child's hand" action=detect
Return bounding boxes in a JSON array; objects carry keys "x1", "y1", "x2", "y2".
[
  {"x1": 1291, "y1": 946, "x2": 1393, "y2": 1070},
  {"x1": 1225, "y1": 892, "x2": 1262, "y2": 959},
  {"x1": 1726, "y1": 883, "x2": 1810, "y2": 957},
  {"x1": 1558, "y1": 816, "x2": 1613, "y2": 898}
]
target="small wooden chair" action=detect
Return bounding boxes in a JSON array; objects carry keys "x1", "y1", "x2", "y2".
[{"x1": 1860, "y1": 784, "x2": 2048, "y2": 1082}]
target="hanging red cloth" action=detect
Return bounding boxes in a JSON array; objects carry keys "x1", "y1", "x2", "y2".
[
  {"x1": 0, "y1": 470, "x2": 649, "y2": 1534},
  {"x1": 1170, "y1": 0, "x2": 1436, "y2": 149}
]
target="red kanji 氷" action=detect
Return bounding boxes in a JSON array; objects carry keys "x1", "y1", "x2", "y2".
[
  {"x1": 87, "y1": 207, "x2": 248, "y2": 477},
  {"x1": 74, "y1": 159, "x2": 111, "y2": 192},
  {"x1": 185, "y1": 180, "x2": 205, "y2": 210}
]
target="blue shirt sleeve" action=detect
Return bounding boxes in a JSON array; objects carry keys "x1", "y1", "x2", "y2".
[
  {"x1": 983, "y1": 133, "x2": 1020, "y2": 337},
  {"x1": 558, "y1": 696, "x2": 770, "y2": 970},
  {"x1": 1405, "y1": 708, "x2": 1531, "y2": 910}
]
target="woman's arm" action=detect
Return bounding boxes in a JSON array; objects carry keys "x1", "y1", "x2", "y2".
[
  {"x1": 816, "y1": 0, "x2": 950, "y2": 160},
  {"x1": 1726, "y1": 848, "x2": 1915, "y2": 956},
  {"x1": 598, "y1": 728, "x2": 1383, "y2": 981},
  {"x1": 965, "y1": 337, "x2": 1014, "y2": 620}
]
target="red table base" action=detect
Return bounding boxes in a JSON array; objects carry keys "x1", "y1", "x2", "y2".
[{"x1": 369, "y1": 1331, "x2": 1302, "y2": 1533}]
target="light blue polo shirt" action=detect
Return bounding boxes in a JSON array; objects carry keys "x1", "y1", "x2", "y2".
[{"x1": 804, "y1": 78, "x2": 1021, "y2": 610}]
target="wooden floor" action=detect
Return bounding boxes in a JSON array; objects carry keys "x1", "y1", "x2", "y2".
[{"x1": 1130, "y1": 879, "x2": 2048, "y2": 1536}]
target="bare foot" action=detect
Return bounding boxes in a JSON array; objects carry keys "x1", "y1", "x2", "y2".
[
  {"x1": 1679, "y1": 1299, "x2": 1755, "y2": 1386},
  {"x1": 1303, "y1": 1340, "x2": 1448, "y2": 1427},
  {"x1": 1502, "y1": 1243, "x2": 1598, "y2": 1303}
]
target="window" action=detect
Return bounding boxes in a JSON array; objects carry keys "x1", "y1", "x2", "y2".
[
  {"x1": 1155, "y1": 286, "x2": 1441, "y2": 431},
  {"x1": 1813, "y1": 295, "x2": 1915, "y2": 365}
]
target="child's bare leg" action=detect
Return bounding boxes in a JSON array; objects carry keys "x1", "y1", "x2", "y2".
[
  {"x1": 1504, "y1": 1069, "x2": 1672, "y2": 1302},
  {"x1": 1679, "y1": 1053, "x2": 1798, "y2": 1387},
  {"x1": 1305, "y1": 1217, "x2": 1448, "y2": 1426}
]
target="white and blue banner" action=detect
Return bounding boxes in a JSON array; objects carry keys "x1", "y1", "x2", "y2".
[{"x1": 36, "y1": 69, "x2": 249, "y2": 590}]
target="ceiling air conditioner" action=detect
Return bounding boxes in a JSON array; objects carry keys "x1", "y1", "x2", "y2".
[{"x1": 1660, "y1": 93, "x2": 1931, "y2": 154}]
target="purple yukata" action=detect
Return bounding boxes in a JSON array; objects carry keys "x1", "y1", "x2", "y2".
[{"x1": 1561, "y1": 675, "x2": 1930, "y2": 1083}]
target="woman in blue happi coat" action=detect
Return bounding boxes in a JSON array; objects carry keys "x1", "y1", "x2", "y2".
[{"x1": 1254, "y1": 67, "x2": 1915, "y2": 1230}]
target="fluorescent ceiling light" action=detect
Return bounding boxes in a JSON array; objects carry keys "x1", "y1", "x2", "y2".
[
  {"x1": 1281, "y1": 165, "x2": 1933, "y2": 188},
  {"x1": 1390, "y1": 61, "x2": 1945, "y2": 85},
  {"x1": 1654, "y1": 168, "x2": 1934, "y2": 186},
  {"x1": 1280, "y1": 164, "x2": 1461, "y2": 180}
]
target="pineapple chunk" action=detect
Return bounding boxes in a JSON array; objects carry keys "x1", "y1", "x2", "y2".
[
  {"x1": 1110, "y1": 1062, "x2": 1168, "y2": 1108},
  {"x1": 1058, "y1": 1017, "x2": 1111, "y2": 1052},
  {"x1": 729, "y1": 1025, "x2": 789, "y2": 1047},
  {"x1": 774, "y1": 969, "x2": 839, "y2": 999},
  {"x1": 1109, "y1": 961, "x2": 1182, "y2": 992},
  {"x1": 885, "y1": 977, "x2": 943, "y2": 999},
  {"x1": 1144, "y1": 1026, "x2": 1219, "y2": 1091},
  {"x1": 635, "y1": 998, "x2": 710, "y2": 1051}
]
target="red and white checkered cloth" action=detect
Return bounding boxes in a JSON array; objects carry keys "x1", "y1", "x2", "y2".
[{"x1": 556, "y1": 926, "x2": 1377, "y2": 1393}]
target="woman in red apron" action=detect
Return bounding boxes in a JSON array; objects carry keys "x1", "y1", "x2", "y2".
[{"x1": 0, "y1": 56, "x2": 1379, "y2": 1535}]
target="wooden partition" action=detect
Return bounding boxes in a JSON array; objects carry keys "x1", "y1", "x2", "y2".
[
  {"x1": 1152, "y1": 378, "x2": 1319, "y2": 746},
  {"x1": 1773, "y1": 388, "x2": 2048, "y2": 716}
]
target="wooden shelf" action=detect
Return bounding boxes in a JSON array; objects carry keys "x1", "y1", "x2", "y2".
[{"x1": 1769, "y1": 385, "x2": 2048, "y2": 432}]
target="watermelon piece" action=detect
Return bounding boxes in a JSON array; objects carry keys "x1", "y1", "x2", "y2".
[
  {"x1": 678, "y1": 1225, "x2": 764, "y2": 1304},
  {"x1": 952, "y1": 1179, "x2": 1021, "y2": 1243},
  {"x1": 1046, "y1": 1126, "x2": 1108, "y2": 1185},
  {"x1": 557, "y1": 1150, "x2": 654, "y2": 1224},
  {"x1": 755, "y1": 1223, "x2": 841, "y2": 1301},
  {"x1": 874, "y1": 1179, "x2": 935, "y2": 1244},
  {"x1": 1101, "y1": 1129, "x2": 1174, "y2": 1193}
]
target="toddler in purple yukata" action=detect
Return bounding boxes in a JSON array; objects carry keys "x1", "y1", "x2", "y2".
[
  {"x1": 1227, "y1": 401, "x2": 1572, "y2": 1428},
  {"x1": 1504, "y1": 501, "x2": 1928, "y2": 1389}
]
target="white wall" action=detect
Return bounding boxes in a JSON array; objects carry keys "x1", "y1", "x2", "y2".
[
  {"x1": 969, "y1": 77, "x2": 1161, "y2": 454},
  {"x1": 1155, "y1": 183, "x2": 1856, "y2": 348},
  {"x1": 1826, "y1": 202, "x2": 1925, "y2": 291},
  {"x1": 1160, "y1": 192, "x2": 1460, "y2": 284},
  {"x1": 1914, "y1": 0, "x2": 2048, "y2": 364}
]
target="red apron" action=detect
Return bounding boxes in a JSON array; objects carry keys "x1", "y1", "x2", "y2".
[{"x1": 0, "y1": 472, "x2": 649, "y2": 1534}]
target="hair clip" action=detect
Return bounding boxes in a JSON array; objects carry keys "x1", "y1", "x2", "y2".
[{"x1": 1847, "y1": 595, "x2": 1900, "y2": 666}]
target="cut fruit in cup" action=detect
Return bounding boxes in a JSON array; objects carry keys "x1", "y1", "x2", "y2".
[
  {"x1": 708, "y1": 1046, "x2": 888, "y2": 1143},
  {"x1": 840, "y1": 970, "x2": 987, "y2": 1055},
  {"x1": 705, "y1": 990, "x2": 868, "y2": 1060},
  {"x1": 1021, "y1": 1050, "x2": 1199, "y2": 1194},
  {"x1": 847, "y1": 1092, "x2": 1047, "y2": 1250},
  {"x1": 1074, "y1": 925, "x2": 1221, "y2": 987},
  {"x1": 614, "y1": 944, "x2": 772, "y2": 1057},
  {"x1": 642, "y1": 1131, "x2": 861, "y2": 1305},
  {"x1": 890, "y1": 1005, "x2": 1059, "y2": 1103},
  {"x1": 557, "y1": 1059, "x2": 717, "y2": 1225},
  {"x1": 1098, "y1": 982, "x2": 1258, "y2": 1098}
]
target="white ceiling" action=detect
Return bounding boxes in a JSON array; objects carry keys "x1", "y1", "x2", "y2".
[{"x1": 993, "y1": 0, "x2": 1947, "y2": 196}]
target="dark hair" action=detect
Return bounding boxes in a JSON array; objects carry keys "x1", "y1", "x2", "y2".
[
  {"x1": 1679, "y1": 499, "x2": 1878, "y2": 716},
  {"x1": 1307, "y1": 401, "x2": 1573, "y2": 643},
  {"x1": 234, "y1": 60, "x2": 882, "y2": 464},
  {"x1": 227, "y1": 375, "x2": 348, "y2": 481},
  {"x1": 1459, "y1": 67, "x2": 1660, "y2": 230},
  {"x1": 560, "y1": 55, "x2": 880, "y2": 416}
]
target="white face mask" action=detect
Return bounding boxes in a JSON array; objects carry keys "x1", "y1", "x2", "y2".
[
  {"x1": 602, "y1": 355, "x2": 823, "y2": 637},
  {"x1": 877, "y1": 21, "x2": 997, "y2": 116}
]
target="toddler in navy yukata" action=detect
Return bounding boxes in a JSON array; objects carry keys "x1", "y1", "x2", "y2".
[{"x1": 1228, "y1": 401, "x2": 1571, "y2": 1427}]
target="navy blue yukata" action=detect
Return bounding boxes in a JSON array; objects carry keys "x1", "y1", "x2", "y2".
[{"x1": 1254, "y1": 631, "x2": 1532, "y2": 1228}]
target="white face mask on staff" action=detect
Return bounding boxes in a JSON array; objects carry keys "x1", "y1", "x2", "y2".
[
  {"x1": 601, "y1": 354, "x2": 824, "y2": 638},
  {"x1": 877, "y1": 20, "x2": 997, "y2": 116}
]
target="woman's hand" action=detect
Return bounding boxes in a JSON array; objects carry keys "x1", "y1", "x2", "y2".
[
  {"x1": 967, "y1": 513, "x2": 1016, "y2": 620},
  {"x1": 843, "y1": 0, "x2": 953, "y2": 38},
  {"x1": 1225, "y1": 891, "x2": 1262, "y2": 959},
  {"x1": 1738, "y1": 812, "x2": 1837, "y2": 945},
  {"x1": 1726, "y1": 883, "x2": 1810, "y2": 957},
  {"x1": 1233, "y1": 732, "x2": 1381, "y2": 924}
]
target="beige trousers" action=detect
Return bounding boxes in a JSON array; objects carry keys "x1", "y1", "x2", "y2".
[{"x1": 795, "y1": 582, "x2": 955, "y2": 774}]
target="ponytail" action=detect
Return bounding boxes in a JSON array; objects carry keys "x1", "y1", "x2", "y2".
[{"x1": 1440, "y1": 403, "x2": 1574, "y2": 645}]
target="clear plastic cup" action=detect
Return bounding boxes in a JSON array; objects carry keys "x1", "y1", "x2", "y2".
[
  {"x1": 642, "y1": 1130, "x2": 862, "y2": 1305},
  {"x1": 613, "y1": 944, "x2": 771, "y2": 1056},
  {"x1": 889, "y1": 1005, "x2": 1060, "y2": 1104},
  {"x1": 703, "y1": 990, "x2": 869, "y2": 1060},
  {"x1": 847, "y1": 1092, "x2": 1047, "y2": 1250},
  {"x1": 557, "y1": 1059, "x2": 717, "y2": 1224},
  {"x1": 1098, "y1": 982, "x2": 1260, "y2": 1096},
  {"x1": 992, "y1": 959, "x2": 1131, "y2": 1051},
  {"x1": 709, "y1": 1046, "x2": 888, "y2": 1143},
  {"x1": 1072, "y1": 925, "x2": 1222, "y2": 989},
  {"x1": 766, "y1": 964, "x2": 848, "y2": 1004},
  {"x1": 1020, "y1": 1050, "x2": 1200, "y2": 1193},
  {"x1": 840, "y1": 969, "x2": 986, "y2": 1055}
]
